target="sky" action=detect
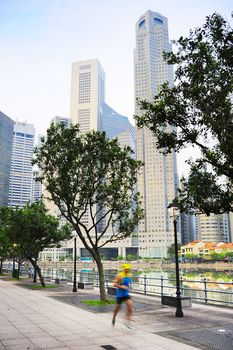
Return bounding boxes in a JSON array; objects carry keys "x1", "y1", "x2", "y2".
[{"x1": 0, "y1": 0, "x2": 232, "y2": 176}]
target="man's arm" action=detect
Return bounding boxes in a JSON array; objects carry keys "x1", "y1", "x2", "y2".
[{"x1": 113, "y1": 274, "x2": 128, "y2": 289}]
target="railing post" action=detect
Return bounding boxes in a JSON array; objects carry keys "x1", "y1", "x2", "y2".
[
  {"x1": 180, "y1": 276, "x2": 183, "y2": 296},
  {"x1": 144, "y1": 275, "x2": 147, "y2": 294},
  {"x1": 106, "y1": 273, "x2": 109, "y2": 289},
  {"x1": 204, "y1": 278, "x2": 208, "y2": 304},
  {"x1": 161, "y1": 276, "x2": 164, "y2": 297}
]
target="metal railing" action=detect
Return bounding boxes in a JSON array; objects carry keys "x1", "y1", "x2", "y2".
[
  {"x1": 10, "y1": 266, "x2": 232, "y2": 307},
  {"x1": 41, "y1": 269, "x2": 233, "y2": 307}
]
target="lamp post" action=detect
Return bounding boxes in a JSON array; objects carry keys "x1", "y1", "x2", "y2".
[
  {"x1": 168, "y1": 203, "x2": 183, "y2": 317},
  {"x1": 72, "y1": 231, "x2": 77, "y2": 292},
  {"x1": 33, "y1": 255, "x2": 37, "y2": 283},
  {"x1": 12, "y1": 243, "x2": 17, "y2": 278}
]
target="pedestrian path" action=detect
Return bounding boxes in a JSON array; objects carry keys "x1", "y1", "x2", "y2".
[{"x1": 0, "y1": 279, "x2": 232, "y2": 350}]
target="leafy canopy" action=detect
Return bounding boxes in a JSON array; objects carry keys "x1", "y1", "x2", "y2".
[
  {"x1": 33, "y1": 123, "x2": 144, "y2": 253},
  {"x1": 135, "y1": 13, "x2": 233, "y2": 215},
  {"x1": 0, "y1": 201, "x2": 72, "y2": 260}
]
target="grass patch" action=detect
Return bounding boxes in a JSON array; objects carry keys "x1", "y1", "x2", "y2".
[
  {"x1": 31, "y1": 284, "x2": 59, "y2": 290},
  {"x1": 80, "y1": 299, "x2": 116, "y2": 306},
  {"x1": 7, "y1": 277, "x2": 20, "y2": 281}
]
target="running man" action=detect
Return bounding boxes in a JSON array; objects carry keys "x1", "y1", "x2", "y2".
[{"x1": 112, "y1": 263, "x2": 133, "y2": 327}]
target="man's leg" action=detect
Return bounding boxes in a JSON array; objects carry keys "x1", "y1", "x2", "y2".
[
  {"x1": 125, "y1": 298, "x2": 133, "y2": 322},
  {"x1": 112, "y1": 303, "x2": 121, "y2": 326}
]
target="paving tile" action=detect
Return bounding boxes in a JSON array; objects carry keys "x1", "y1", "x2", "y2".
[
  {"x1": 68, "y1": 346, "x2": 101, "y2": 350},
  {"x1": 2, "y1": 338, "x2": 33, "y2": 347},
  {"x1": 63, "y1": 338, "x2": 94, "y2": 347},
  {"x1": 5, "y1": 346, "x2": 38, "y2": 350},
  {"x1": 48, "y1": 348, "x2": 71, "y2": 350},
  {"x1": 2, "y1": 279, "x2": 232, "y2": 350},
  {"x1": 0, "y1": 333, "x2": 25, "y2": 341},
  {"x1": 29, "y1": 336, "x2": 65, "y2": 349},
  {"x1": 0, "y1": 327, "x2": 18, "y2": 334},
  {"x1": 55, "y1": 334, "x2": 87, "y2": 342}
]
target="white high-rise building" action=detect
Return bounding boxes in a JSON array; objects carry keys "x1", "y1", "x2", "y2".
[
  {"x1": 195, "y1": 213, "x2": 230, "y2": 243},
  {"x1": 8, "y1": 121, "x2": 35, "y2": 208},
  {"x1": 70, "y1": 59, "x2": 105, "y2": 132},
  {"x1": 134, "y1": 10, "x2": 179, "y2": 257}
]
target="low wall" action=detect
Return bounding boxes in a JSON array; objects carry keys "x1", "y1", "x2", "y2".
[{"x1": 38, "y1": 260, "x2": 233, "y2": 271}]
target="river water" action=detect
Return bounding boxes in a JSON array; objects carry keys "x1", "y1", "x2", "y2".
[{"x1": 41, "y1": 266, "x2": 233, "y2": 307}]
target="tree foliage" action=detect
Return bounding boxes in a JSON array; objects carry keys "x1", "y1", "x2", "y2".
[
  {"x1": 167, "y1": 243, "x2": 182, "y2": 259},
  {"x1": 33, "y1": 123, "x2": 144, "y2": 299},
  {"x1": 0, "y1": 225, "x2": 11, "y2": 273},
  {"x1": 135, "y1": 13, "x2": 233, "y2": 215},
  {"x1": 0, "y1": 201, "x2": 71, "y2": 285}
]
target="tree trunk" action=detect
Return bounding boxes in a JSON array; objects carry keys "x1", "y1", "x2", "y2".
[
  {"x1": 94, "y1": 251, "x2": 107, "y2": 301},
  {"x1": 28, "y1": 257, "x2": 45, "y2": 287},
  {"x1": 17, "y1": 260, "x2": 21, "y2": 276},
  {"x1": 0, "y1": 259, "x2": 2, "y2": 274}
]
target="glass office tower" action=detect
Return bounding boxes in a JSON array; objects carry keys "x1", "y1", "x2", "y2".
[{"x1": 0, "y1": 111, "x2": 14, "y2": 206}]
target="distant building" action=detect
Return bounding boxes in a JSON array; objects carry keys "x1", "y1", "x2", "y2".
[
  {"x1": 181, "y1": 240, "x2": 233, "y2": 258},
  {"x1": 68, "y1": 58, "x2": 137, "y2": 260},
  {"x1": 31, "y1": 178, "x2": 42, "y2": 202},
  {"x1": 181, "y1": 240, "x2": 206, "y2": 256},
  {"x1": 51, "y1": 116, "x2": 71, "y2": 128},
  {"x1": 102, "y1": 103, "x2": 133, "y2": 137},
  {"x1": 195, "y1": 213, "x2": 230, "y2": 243},
  {"x1": 134, "y1": 10, "x2": 178, "y2": 257},
  {"x1": 179, "y1": 179, "x2": 196, "y2": 244},
  {"x1": 8, "y1": 121, "x2": 35, "y2": 207},
  {"x1": 0, "y1": 111, "x2": 14, "y2": 206},
  {"x1": 180, "y1": 212, "x2": 196, "y2": 244},
  {"x1": 70, "y1": 59, "x2": 105, "y2": 133},
  {"x1": 41, "y1": 116, "x2": 71, "y2": 217},
  {"x1": 102, "y1": 103, "x2": 135, "y2": 154}
]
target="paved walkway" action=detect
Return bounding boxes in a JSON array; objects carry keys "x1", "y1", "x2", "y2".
[{"x1": 0, "y1": 278, "x2": 233, "y2": 350}]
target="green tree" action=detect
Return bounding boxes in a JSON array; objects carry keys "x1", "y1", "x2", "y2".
[
  {"x1": 33, "y1": 123, "x2": 144, "y2": 300},
  {"x1": 0, "y1": 202, "x2": 72, "y2": 286},
  {"x1": 184, "y1": 253, "x2": 200, "y2": 261},
  {"x1": 116, "y1": 255, "x2": 124, "y2": 261},
  {"x1": 135, "y1": 13, "x2": 233, "y2": 215},
  {"x1": 209, "y1": 252, "x2": 225, "y2": 261},
  {"x1": 167, "y1": 243, "x2": 182, "y2": 259},
  {"x1": 0, "y1": 226, "x2": 11, "y2": 274}
]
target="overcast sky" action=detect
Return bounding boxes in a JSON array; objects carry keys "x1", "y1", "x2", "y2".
[{"x1": 1, "y1": 0, "x2": 232, "y2": 175}]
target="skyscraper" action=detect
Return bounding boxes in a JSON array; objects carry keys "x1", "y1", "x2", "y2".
[
  {"x1": 195, "y1": 213, "x2": 230, "y2": 243},
  {"x1": 134, "y1": 10, "x2": 179, "y2": 257},
  {"x1": 0, "y1": 111, "x2": 14, "y2": 207},
  {"x1": 42, "y1": 116, "x2": 71, "y2": 217},
  {"x1": 51, "y1": 116, "x2": 71, "y2": 128},
  {"x1": 69, "y1": 58, "x2": 137, "y2": 259},
  {"x1": 70, "y1": 59, "x2": 105, "y2": 132},
  {"x1": 102, "y1": 103, "x2": 135, "y2": 154},
  {"x1": 8, "y1": 121, "x2": 35, "y2": 207}
]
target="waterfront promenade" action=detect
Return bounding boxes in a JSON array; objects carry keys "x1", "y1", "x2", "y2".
[{"x1": 0, "y1": 278, "x2": 233, "y2": 349}]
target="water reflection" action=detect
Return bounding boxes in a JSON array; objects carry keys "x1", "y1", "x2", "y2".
[{"x1": 41, "y1": 267, "x2": 233, "y2": 306}]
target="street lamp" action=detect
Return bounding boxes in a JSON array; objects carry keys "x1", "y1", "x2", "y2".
[
  {"x1": 167, "y1": 203, "x2": 184, "y2": 317},
  {"x1": 12, "y1": 243, "x2": 17, "y2": 278},
  {"x1": 72, "y1": 231, "x2": 78, "y2": 292},
  {"x1": 33, "y1": 255, "x2": 37, "y2": 283}
]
